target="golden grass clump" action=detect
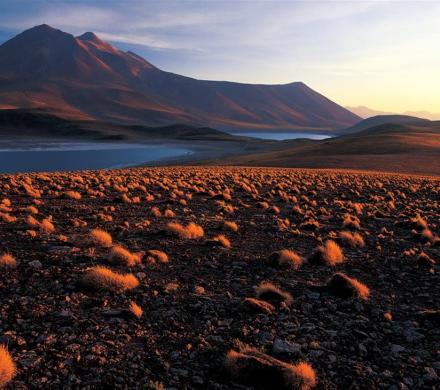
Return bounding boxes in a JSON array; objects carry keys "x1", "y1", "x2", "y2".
[
  {"x1": 225, "y1": 345, "x2": 316, "y2": 389},
  {"x1": 151, "y1": 207, "x2": 162, "y2": 217},
  {"x1": 338, "y1": 231, "x2": 365, "y2": 248},
  {"x1": 286, "y1": 362, "x2": 317, "y2": 390},
  {"x1": 0, "y1": 345, "x2": 16, "y2": 387},
  {"x1": 167, "y1": 222, "x2": 204, "y2": 239},
  {"x1": 110, "y1": 245, "x2": 142, "y2": 267},
  {"x1": 208, "y1": 234, "x2": 231, "y2": 248},
  {"x1": 26, "y1": 215, "x2": 39, "y2": 227},
  {"x1": 268, "y1": 249, "x2": 303, "y2": 270},
  {"x1": 223, "y1": 221, "x2": 238, "y2": 232},
  {"x1": 129, "y1": 301, "x2": 143, "y2": 318},
  {"x1": 90, "y1": 228, "x2": 113, "y2": 248},
  {"x1": 326, "y1": 273, "x2": 370, "y2": 300},
  {"x1": 65, "y1": 191, "x2": 81, "y2": 200},
  {"x1": 0, "y1": 212, "x2": 16, "y2": 223},
  {"x1": 82, "y1": 266, "x2": 139, "y2": 292},
  {"x1": 256, "y1": 282, "x2": 293, "y2": 307},
  {"x1": 309, "y1": 240, "x2": 345, "y2": 266},
  {"x1": 146, "y1": 250, "x2": 169, "y2": 264},
  {"x1": 342, "y1": 214, "x2": 361, "y2": 229},
  {"x1": 0, "y1": 253, "x2": 16, "y2": 269},
  {"x1": 40, "y1": 217, "x2": 55, "y2": 233},
  {"x1": 243, "y1": 297, "x2": 275, "y2": 314},
  {"x1": 409, "y1": 214, "x2": 428, "y2": 231},
  {"x1": 26, "y1": 205, "x2": 38, "y2": 214}
]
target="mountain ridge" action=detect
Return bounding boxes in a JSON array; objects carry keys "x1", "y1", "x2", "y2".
[{"x1": 0, "y1": 24, "x2": 360, "y2": 130}]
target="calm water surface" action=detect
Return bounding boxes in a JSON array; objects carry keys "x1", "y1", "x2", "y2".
[
  {"x1": 0, "y1": 144, "x2": 191, "y2": 173},
  {"x1": 231, "y1": 132, "x2": 331, "y2": 140}
]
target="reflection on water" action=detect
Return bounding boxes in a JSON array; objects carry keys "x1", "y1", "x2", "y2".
[
  {"x1": 231, "y1": 132, "x2": 331, "y2": 141},
  {"x1": 0, "y1": 144, "x2": 191, "y2": 173}
]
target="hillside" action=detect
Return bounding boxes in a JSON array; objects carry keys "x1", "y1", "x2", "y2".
[
  {"x1": 340, "y1": 115, "x2": 434, "y2": 135},
  {"x1": 0, "y1": 108, "x2": 252, "y2": 142},
  {"x1": 0, "y1": 25, "x2": 360, "y2": 131},
  {"x1": 209, "y1": 122, "x2": 440, "y2": 175}
]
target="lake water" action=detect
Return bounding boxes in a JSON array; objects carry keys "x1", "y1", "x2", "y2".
[
  {"x1": 231, "y1": 132, "x2": 331, "y2": 141},
  {"x1": 0, "y1": 144, "x2": 192, "y2": 174}
]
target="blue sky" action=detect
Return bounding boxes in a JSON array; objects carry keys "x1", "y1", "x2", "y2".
[{"x1": 0, "y1": 0, "x2": 439, "y2": 113}]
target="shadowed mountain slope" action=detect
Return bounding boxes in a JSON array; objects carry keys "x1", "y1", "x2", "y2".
[{"x1": 0, "y1": 25, "x2": 360, "y2": 130}]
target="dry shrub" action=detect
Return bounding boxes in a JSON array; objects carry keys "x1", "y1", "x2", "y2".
[
  {"x1": 82, "y1": 266, "x2": 139, "y2": 292},
  {"x1": 164, "y1": 209, "x2": 175, "y2": 218},
  {"x1": 110, "y1": 245, "x2": 142, "y2": 267},
  {"x1": 146, "y1": 250, "x2": 169, "y2": 264},
  {"x1": 26, "y1": 205, "x2": 38, "y2": 214},
  {"x1": 26, "y1": 215, "x2": 39, "y2": 227},
  {"x1": 0, "y1": 345, "x2": 16, "y2": 387},
  {"x1": 167, "y1": 222, "x2": 204, "y2": 239},
  {"x1": 0, "y1": 212, "x2": 16, "y2": 223},
  {"x1": 326, "y1": 273, "x2": 370, "y2": 300},
  {"x1": 129, "y1": 301, "x2": 143, "y2": 318},
  {"x1": 207, "y1": 234, "x2": 231, "y2": 248},
  {"x1": 0, "y1": 253, "x2": 16, "y2": 269},
  {"x1": 164, "y1": 282, "x2": 179, "y2": 293},
  {"x1": 383, "y1": 312, "x2": 393, "y2": 321},
  {"x1": 225, "y1": 345, "x2": 316, "y2": 389},
  {"x1": 40, "y1": 218, "x2": 55, "y2": 233},
  {"x1": 268, "y1": 250, "x2": 302, "y2": 270},
  {"x1": 223, "y1": 221, "x2": 239, "y2": 232},
  {"x1": 338, "y1": 231, "x2": 365, "y2": 248},
  {"x1": 65, "y1": 191, "x2": 81, "y2": 200},
  {"x1": 342, "y1": 214, "x2": 361, "y2": 229},
  {"x1": 256, "y1": 282, "x2": 293, "y2": 307},
  {"x1": 90, "y1": 229, "x2": 113, "y2": 248},
  {"x1": 243, "y1": 297, "x2": 275, "y2": 314},
  {"x1": 309, "y1": 240, "x2": 344, "y2": 266},
  {"x1": 151, "y1": 207, "x2": 162, "y2": 217},
  {"x1": 409, "y1": 214, "x2": 428, "y2": 231},
  {"x1": 417, "y1": 252, "x2": 435, "y2": 267},
  {"x1": 26, "y1": 230, "x2": 37, "y2": 238}
]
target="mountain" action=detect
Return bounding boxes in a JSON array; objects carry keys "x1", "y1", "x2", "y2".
[
  {"x1": 0, "y1": 24, "x2": 360, "y2": 130},
  {"x1": 213, "y1": 121, "x2": 440, "y2": 175},
  {"x1": 346, "y1": 106, "x2": 440, "y2": 121},
  {"x1": 340, "y1": 115, "x2": 434, "y2": 135}
]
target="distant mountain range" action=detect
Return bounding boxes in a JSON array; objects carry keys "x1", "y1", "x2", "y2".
[
  {"x1": 346, "y1": 106, "x2": 440, "y2": 121},
  {"x1": 0, "y1": 24, "x2": 360, "y2": 130}
]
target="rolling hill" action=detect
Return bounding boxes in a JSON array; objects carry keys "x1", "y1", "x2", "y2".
[
  {"x1": 0, "y1": 24, "x2": 360, "y2": 131},
  {"x1": 338, "y1": 115, "x2": 435, "y2": 135},
  {"x1": 209, "y1": 121, "x2": 440, "y2": 175}
]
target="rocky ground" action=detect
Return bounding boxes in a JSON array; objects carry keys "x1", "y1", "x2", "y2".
[{"x1": 0, "y1": 167, "x2": 438, "y2": 389}]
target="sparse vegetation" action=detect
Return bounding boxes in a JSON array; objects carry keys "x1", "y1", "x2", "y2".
[
  {"x1": 0, "y1": 167, "x2": 438, "y2": 387},
  {"x1": 89, "y1": 228, "x2": 113, "y2": 248},
  {"x1": 0, "y1": 345, "x2": 16, "y2": 387},
  {"x1": 256, "y1": 282, "x2": 293, "y2": 307},
  {"x1": 226, "y1": 344, "x2": 316, "y2": 389},
  {"x1": 268, "y1": 249, "x2": 303, "y2": 269},
  {"x1": 109, "y1": 245, "x2": 142, "y2": 267},
  {"x1": 326, "y1": 273, "x2": 370, "y2": 300},
  {"x1": 82, "y1": 266, "x2": 139, "y2": 292},
  {"x1": 0, "y1": 253, "x2": 17, "y2": 268},
  {"x1": 167, "y1": 222, "x2": 204, "y2": 239},
  {"x1": 309, "y1": 240, "x2": 345, "y2": 266}
]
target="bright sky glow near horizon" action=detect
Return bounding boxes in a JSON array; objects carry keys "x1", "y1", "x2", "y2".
[{"x1": 0, "y1": 0, "x2": 439, "y2": 114}]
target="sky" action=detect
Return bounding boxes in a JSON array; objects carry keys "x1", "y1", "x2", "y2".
[{"x1": 0, "y1": 0, "x2": 439, "y2": 114}]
